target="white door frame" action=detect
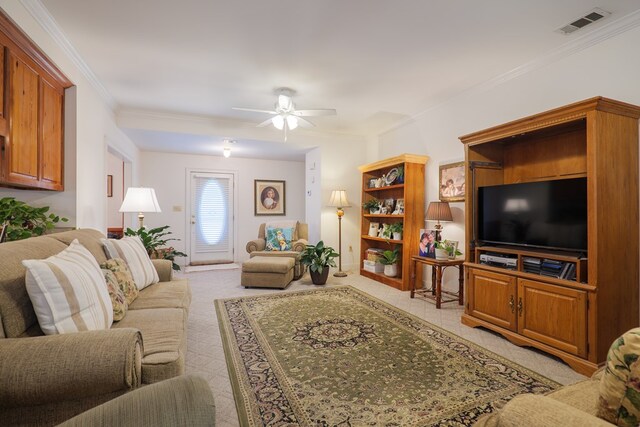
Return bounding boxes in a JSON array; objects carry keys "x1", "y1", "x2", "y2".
[{"x1": 185, "y1": 168, "x2": 239, "y2": 265}]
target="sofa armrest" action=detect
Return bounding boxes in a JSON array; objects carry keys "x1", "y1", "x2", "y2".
[
  {"x1": 474, "y1": 394, "x2": 611, "y2": 427},
  {"x1": 58, "y1": 375, "x2": 215, "y2": 427},
  {"x1": 0, "y1": 328, "x2": 142, "y2": 408},
  {"x1": 246, "y1": 238, "x2": 266, "y2": 253},
  {"x1": 292, "y1": 238, "x2": 308, "y2": 253},
  {"x1": 152, "y1": 259, "x2": 173, "y2": 282}
]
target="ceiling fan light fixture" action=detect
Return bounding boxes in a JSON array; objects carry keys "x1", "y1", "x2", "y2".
[
  {"x1": 272, "y1": 115, "x2": 285, "y2": 130},
  {"x1": 286, "y1": 115, "x2": 299, "y2": 130}
]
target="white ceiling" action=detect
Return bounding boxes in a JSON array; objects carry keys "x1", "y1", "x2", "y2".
[{"x1": 38, "y1": 0, "x2": 640, "y2": 159}]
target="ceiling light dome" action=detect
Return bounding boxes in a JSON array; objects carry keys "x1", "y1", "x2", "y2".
[{"x1": 272, "y1": 115, "x2": 285, "y2": 130}]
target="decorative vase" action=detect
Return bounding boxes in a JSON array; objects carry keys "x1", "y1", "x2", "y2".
[
  {"x1": 435, "y1": 248, "x2": 448, "y2": 260},
  {"x1": 310, "y1": 267, "x2": 330, "y2": 285},
  {"x1": 392, "y1": 232, "x2": 402, "y2": 241},
  {"x1": 384, "y1": 263, "x2": 397, "y2": 277}
]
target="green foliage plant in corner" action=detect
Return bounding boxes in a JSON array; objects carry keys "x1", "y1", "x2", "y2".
[
  {"x1": 0, "y1": 197, "x2": 68, "y2": 242},
  {"x1": 124, "y1": 225, "x2": 187, "y2": 271},
  {"x1": 300, "y1": 240, "x2": 338, "y2": 273}
]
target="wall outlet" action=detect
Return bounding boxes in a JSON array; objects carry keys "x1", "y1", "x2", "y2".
[
  {"x1": 172, "y1": 205, "x2": 183, "y2": 212},
  {"x1": 348, "y1": 245, "x2": 353, "y2": 252}
]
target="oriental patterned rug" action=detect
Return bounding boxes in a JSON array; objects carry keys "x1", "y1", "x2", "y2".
[{"x1": 215, "y1": 286, "x2": 558, "y2": 426}]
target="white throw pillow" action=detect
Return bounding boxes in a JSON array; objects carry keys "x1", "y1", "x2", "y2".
[
  {"x1": 23, "y1": 239, "x2": 114, "y2": 335},
  {"x1": 101, "y1": 236, "x2": 159, "y2": 290}
]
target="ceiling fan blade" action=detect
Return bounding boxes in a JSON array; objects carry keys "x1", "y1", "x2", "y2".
[
  {"x1": 297, "y1": 117, "x2": 315, "y2": 128},
  {"x1": 256, "y1": 117, "x2": 273, "y2": 127},
  {"x1": 293, "y1": 109, "x2": 337, "y2": 117},
  {"x1": 232, "y1": 107, "x2": 277, "y2": 114}
]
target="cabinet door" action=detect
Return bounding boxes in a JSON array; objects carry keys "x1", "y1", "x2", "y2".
[
  {"x1": 468, "y1": 268, "x2": 517, "y2": 331},
  {"x1": 39, "y1": 77, "x2": 63, "y2": 190},
  {"x1": 6, "y1": 52, "x2": 39, "y2": 186},
  {"x1": 517, "y1": 279, "x2": 587, "y2": 357}
]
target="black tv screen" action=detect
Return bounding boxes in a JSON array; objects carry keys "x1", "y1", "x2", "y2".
[{"x1": 478, "y1": 178, "x2": 587, "y2": 252}]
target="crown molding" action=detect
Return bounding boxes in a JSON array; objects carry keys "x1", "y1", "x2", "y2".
[
  {"x1": 20, "y1": 0, "x2": 117, "y2": 110},
  {"x1": 380, "y1": 8, "x2": 640, "y2": 137}
]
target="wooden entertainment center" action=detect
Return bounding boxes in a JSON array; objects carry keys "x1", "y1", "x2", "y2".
[{"x1": 459, "y1": 97, "x2": 640, "y2": 375}]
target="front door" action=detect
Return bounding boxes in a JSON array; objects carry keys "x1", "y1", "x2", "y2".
[{"x1": 189, "y1": 172, "x2": 234, "y2": 264}]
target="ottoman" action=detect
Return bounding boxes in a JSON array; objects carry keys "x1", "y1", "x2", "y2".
[{"x1": 241, "y1": 256, "x2": 295, "y2": 289}]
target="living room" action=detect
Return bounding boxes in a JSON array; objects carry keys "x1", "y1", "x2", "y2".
[{"x1": 1, "y1": 1, "x2": 640, "y2": 426}]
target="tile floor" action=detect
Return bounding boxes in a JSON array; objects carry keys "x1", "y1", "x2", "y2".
[{"x1": 182, "y1": 268, "x2": 586, "y2": 426}]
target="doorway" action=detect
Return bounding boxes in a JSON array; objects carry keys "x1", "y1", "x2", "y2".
[{"x1": 188, "y1": 171, "x2": 235, "y2": 265}]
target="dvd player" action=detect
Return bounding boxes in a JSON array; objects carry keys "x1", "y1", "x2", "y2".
[{"x1": 479, "y1": 253, "x2": 517, "y2": 269}]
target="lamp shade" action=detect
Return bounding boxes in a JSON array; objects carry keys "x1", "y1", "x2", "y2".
[
  {"x1": 119, "y1": 187, "x2": 162, "y2": 213},
  {"x1": 328, "y1": 190, "x2": 351, "y2": 208},
  {"x1": 426, "y1": 201, "x2": 453, "y2": 222}
]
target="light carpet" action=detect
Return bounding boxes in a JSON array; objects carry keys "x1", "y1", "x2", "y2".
[{"x1": 215, "y1": 286, "x2": 559, "y2": 426}]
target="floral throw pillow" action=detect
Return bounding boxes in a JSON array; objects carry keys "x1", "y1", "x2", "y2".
[
  {"x1": 265, "y1": 227, "x2": 294, "y2": 251},
  {"x1": 103, "y1": 269, "x2": 127, "y2": 321},
  {"x1": 100, "y1": 258, "x2": 139, "y2": 305},
  {"x1": 597, "y1": 327, "x2": 640, "y2": 426}
]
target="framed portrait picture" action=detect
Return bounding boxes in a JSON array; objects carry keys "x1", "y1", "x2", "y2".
[
  {"x1": 439, "y1": 161, "x2": 465, "y2": 202},
  {"x1": 418, "y1": 229, "x2": 436, "y2": 258},
  {"x1": 107, "y1": 175, "x2": 113, "y2": 198},
  {"x1": 254, "y1": 180, "x2": 286, "y2": 216}
]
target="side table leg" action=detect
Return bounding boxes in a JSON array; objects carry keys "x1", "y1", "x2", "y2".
[
  {"x1": 436, "y1": 266, "x2": 442, "y2": 309},
  {"x1": 458, "y1": 265, "x2": 464, "y2": 305},
  {"x1": 431, "y1": 267, "x2": 436, "y2": 295}
]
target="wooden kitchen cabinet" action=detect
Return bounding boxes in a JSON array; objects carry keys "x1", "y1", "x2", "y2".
[
  {"x1": 467, "y1": 268, "x2": 517, "y2": 331},
  {"x1": 0, "y1": 11, "x2": 71, "y2": 191}
]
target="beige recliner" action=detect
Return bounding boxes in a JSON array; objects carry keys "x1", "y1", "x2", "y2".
[{"x1": 246, "y1": 222, "x2": 308, "y2": 280}]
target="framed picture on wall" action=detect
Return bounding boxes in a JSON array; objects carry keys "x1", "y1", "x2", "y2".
[
  {"x1": 439, "y1": 161, "x2": 465, "y2": 202},
  {"x1": 107, "y1": 175, "x2": 113, "y2": 197},
  {"x1": 254, "y1": 180, "x2": 286, "y2": 216}
]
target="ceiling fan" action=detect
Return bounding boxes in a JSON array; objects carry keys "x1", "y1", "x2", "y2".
[{"x1": 233, "y1": 88, "x2": 336, "y2": 140}]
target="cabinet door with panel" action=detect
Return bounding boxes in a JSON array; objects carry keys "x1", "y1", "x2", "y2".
[
  {"x1": 6, "y1": 51, "x2": 39, "y2": 187},
  {"x1": 467, "y1": 268, "x2": 517, "y2": 331},
  {"x1": 517, "y1": 279, "x2": 587, "y2": 357},
  {"x1": 39, "y1": 76, "x2": 63, "y2": 190}
]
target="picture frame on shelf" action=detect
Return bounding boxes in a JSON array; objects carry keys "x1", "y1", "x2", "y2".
[
  {"x1": 439, "y1": 161, "x2": 465, "y2": 202},
  {"x1": 392, "y1": 198, "x2": 404, "y2": 215},
  {"x1": 418, "y1": 229, "x2": 436, "y2": 258},
  {"x1": 369, "y1": 222, "x2": 380, "y2": 237},
  {"x1": 444, "y1": 240, "x2": 459, "y2": 259},
  {"x1": 255, "y1": 179, "x2": 286, "y2": 216},
  {"x1": 384, "y1": 198, "x2": 395, "y2": 213}
]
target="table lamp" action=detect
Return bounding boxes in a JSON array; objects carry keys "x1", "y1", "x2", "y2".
[
  {"x1": 119, "y1": 187, "x2": 161, "y2": 229},
  {"x1": 328, "y1": 190, "x2": 351, "y2": 277},
  {"x1": 426, "y1": 201, "x2": 453, "y2": 241}
]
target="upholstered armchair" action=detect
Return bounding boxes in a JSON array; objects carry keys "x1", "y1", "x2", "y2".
[{"x1": 246, "y1": 222, "x2": 308, "y2": 279}]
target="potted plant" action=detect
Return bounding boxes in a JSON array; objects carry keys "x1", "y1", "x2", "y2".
[
  {"x1": 379, "y1": 247, "x2": 400, "y2": 277},
  {"x1": 389, "y1": 222, "x2": 403, "y2": 240},
  {"x1": 300, "y1": 240, "x2": 339, "y2": 285},
  {"x1": 125, "y1": 225, "x2": 187, "y2": 271},
  {"x1": 434, "y1": 240, "x2": 462, "y2": 260},
  {"x1": 362, "y1": 198, "x2": 381, "y2": 214},
  {"x1": 0, "y1": 197, "x2": 68, "y2": 242}
]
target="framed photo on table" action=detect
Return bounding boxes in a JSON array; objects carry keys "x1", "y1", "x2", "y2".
[
  {"x1": 418, "y1": 229, "x2": 436, "y2": 258},
  {"x1": 255, "y1": 180, "x2": 286, "y2": 216},
  {"x1": 439, "y1": 161, "x2": 465, "y2": 202}
]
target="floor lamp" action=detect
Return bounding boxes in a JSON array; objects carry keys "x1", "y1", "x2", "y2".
[
  {"x1": 119, "y1": 187, "x2": 162, "y2": 229},
  {"x1": 328, "y1": 190, "x2": 351, "y2": 277}
]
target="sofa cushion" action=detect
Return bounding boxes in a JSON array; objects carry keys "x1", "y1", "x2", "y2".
[
  {"x1": 102, "y1": 236, "x2": 159, "y2": 290},
  {"x1": 112, "y1": 307, "x2": 186, "y2": 383},
  {"x1": 548, "y1": 375, "x2": 600, "y2": 416},
  {"x1": 597, "y1": 327, "x2": 640, "y2": 426},
  {"x1": 101, "y1": 258, "x2": 139, "y2": 305},
  {"x1": 128, "y1": 279, "x2": 191, "y2": 312},
  {"x1": 103, "y1": 270, "x2": 127, "y2": 322},
  {"x1": 243, "y1": 256, "x2": 295, "y2": 274},
  {"x1": 22, "y1": 240, "x2": 113, "y2": 335},
  {"x1": 48, "y1": 229, "x2": 109, "y2": 265},
  {"x1": 265, "y1": 226, "x2": 294, "y2": 251}
]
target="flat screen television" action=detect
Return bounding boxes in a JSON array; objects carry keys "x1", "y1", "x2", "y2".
[{"x1": 477, "y1": 178, "x2": 587, "y2": 252}]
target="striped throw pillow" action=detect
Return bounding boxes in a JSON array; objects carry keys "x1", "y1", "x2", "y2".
[
  {"x1": 101, "y1": 236, "x2": 159, "y2": 290},
  {"x1": 23, "y1": 239, "x2": 113, "y2": 335}
]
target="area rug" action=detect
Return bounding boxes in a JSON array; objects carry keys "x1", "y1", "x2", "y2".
[{"x1": 215, "y1": 286, "x2": 559, "y2": 426}]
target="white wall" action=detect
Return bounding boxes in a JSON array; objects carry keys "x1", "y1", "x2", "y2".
[
  {"x1": 140, "y1": 151, "x2": 306, "y2": 266},
  {"x1": 305, "y1": 148, "x2": 322, "y2": 244},
  {"x1": 106, "y1": 151, "x2": 123, "y2": 228},
  {"x1": 0, "y1": 2, "x2": 139, "y2": 232},
  {"x1": 378, "y1": 23, "x2": 640, "y2": 291}
]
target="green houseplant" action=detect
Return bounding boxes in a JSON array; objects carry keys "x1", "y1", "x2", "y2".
[
  {"x1": 0, "y1": 197, "x2": 68, "y2": 242},
  {"x1": 388, "y1": 222, "x2": 403, "y2": 240},
  {"x1": 379, "y1": 247, "x2": 400, "y2": 277},
  {"x1": 300, "y1": 240, "x2": 339, "y2": 285},
  {"x1": 124, "y1": 226, "x2": 187, "y2": 271},
  {"x1": 362, "y1": 198, "x2": 381, "y2": 214},
  {"x1": 434, "y1": 240, "x2": 462, "y2": 260}
]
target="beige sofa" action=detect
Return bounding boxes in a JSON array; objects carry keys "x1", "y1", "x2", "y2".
[
  {"x1": 0, "y1": 229, "x2": 191, "y2": 425},
  {"x1": 246, "y1": 222, "x2": 309, "y2": 279}
]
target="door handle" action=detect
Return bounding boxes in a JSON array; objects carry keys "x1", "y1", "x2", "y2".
[
  {"x1": 191, "y1": 221, "x2": 195, "y2": 224},
  {"x1": 509, "y1": 295, "x2": 515, "y2": 313},
  {"x1": 518, "y1": 297, "x2": 523, "y2": 316}
]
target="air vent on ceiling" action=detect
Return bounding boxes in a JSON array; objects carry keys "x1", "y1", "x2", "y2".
[{"x1": 556, "y1": 7, "x2": 611, "y2": 35}]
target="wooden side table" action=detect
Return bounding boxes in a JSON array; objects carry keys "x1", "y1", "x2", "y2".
[{"x1": 409, "y1": 255, "x2": 465, "y2": 309}]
